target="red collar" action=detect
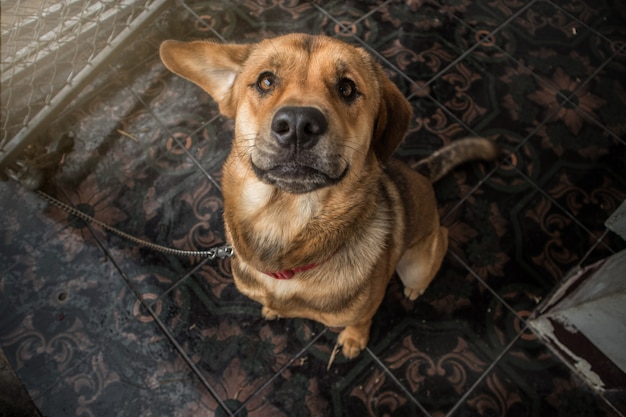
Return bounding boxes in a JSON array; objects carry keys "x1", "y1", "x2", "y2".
[
  {"x1": 264, "y1": 262, "x2": 321, "y2": 280},
  {"x1": 263, "y1": 251, "x2": 336, "y2": 280}
]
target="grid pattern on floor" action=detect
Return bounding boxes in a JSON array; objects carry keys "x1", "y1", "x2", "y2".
[{"x1": 1, "y1": 0, "x2": 625, "y2": 416}]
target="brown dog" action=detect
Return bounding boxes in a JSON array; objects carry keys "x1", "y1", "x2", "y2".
[{"x1": 160, "y1": 34, "x2": 498, "y2": 359}]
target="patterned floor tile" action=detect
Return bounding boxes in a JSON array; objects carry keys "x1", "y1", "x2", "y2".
[
  {"x1": 502, "y1": 1, "x2": 619, "y2": 90},
  {"x1": 0, "y1": 180, "x2": 77, "y2": 271},
  {"x1": 422, "y1": 47, "x2": 561, "y2": 143},
  {"x1": 181, "y1": 0, "x2": 341, "y2": 42},
  {"x1": 0, "y1": 228, "x2": 215, "y2": 417},
  {"x1": 0, "y1": 235, "x2": 122, "y2": 408},
  {"x1": 395, "y1": 95, "x2": 497, "y2": 167},
  {"x1": 372, "y1": 321, "x2": 492, "y2": 415},
  {"x1": 349, "y1": 2, "x2": 468, "y2": 95},
  {"x1": 569, "y1": 55, "x2": 626, "y2": 141},
  {"x1": 29, "y1": 285, "x2": 217, "y2": 417},
  {"x1": 37, "y1": 95, "x2": 232, "y2": 294},
  {"x1": 581, "y1": 230, "x2": 626, "y2": 268},
  {"x1": 230, "y1": 318, "x2": 442, "y2": 417},
  {"x1": 238, "y1": 348, "x2": 427, "y2": 417},
  {"x1": 150, "y1": 269, "x2": 330, "y2": 413},
  {"x1": 105, "y1": 168, "x2": 229, "y2": 297},
  {"x1": 361, "y1": 255, "x2": 530, "y2": 416},
  {"x1": 451, "y1": 335, "x2": 621, "y2": 417},
  {"x1": 443, "y1": 173, "x2": 610, "y2": 295},
  {"x1": 551, "y1": 0, "x2": 626, "y2": 42},
  {"x1": 528, "y1": 146, "x2": 626, "y2": 240}
]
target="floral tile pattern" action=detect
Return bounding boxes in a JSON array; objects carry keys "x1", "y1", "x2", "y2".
[
  {"x1": 452, "y1": 335, "x2": 621, "y2": 417},
  {"x1": 1, "y1": 0, "x2": 625, "y2": 416}
]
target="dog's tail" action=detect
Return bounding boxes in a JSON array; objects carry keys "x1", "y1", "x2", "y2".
[{"x1": 414, "y1": 138, "x2": 499, "y2": 183}]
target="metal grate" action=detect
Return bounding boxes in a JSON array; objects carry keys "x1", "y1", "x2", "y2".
[{"x1": 0, "y1": 0, "x2": 170, "y2": 169}]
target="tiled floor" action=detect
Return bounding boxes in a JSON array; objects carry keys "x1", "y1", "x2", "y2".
[{"x1": 1, "y1": 0, "x2": 625, "y2": 416}]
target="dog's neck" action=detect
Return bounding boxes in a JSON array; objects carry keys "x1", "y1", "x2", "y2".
[
  {"x1": 262, "y1": 260, "x2": 322, "y2": 280},
  {"x1": 223, "y1": 155, "x2": 383, "y2": 273},
  {"x1": 261, "y1": 249, "x2": 338, "y2": 280}
]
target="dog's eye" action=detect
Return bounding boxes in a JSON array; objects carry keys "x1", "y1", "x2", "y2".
[
  {"x1": 338, "y1": 78, "x2": 358, "y2": 102},
  {"x1": 256, "y1": 72, "x2": 276, "y2": 93}
]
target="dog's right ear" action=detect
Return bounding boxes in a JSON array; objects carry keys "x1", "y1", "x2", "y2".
[
  {"x1": 371, "y1": 75, "x2": 412, "y2": 164},
  {"x1": 159, "y1": 40, "x2": 252, "y2": 118}
]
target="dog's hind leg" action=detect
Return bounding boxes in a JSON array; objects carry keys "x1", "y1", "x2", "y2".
[{"x1": 397, "y1": 226, "x2": 448, "y2": 300}]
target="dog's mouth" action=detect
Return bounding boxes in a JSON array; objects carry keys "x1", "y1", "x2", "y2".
[{"x1": 251, "y1": 160, "x2": 348, "y2": 194}]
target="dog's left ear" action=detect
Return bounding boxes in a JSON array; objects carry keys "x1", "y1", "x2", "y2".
[{"x1": 372, "y1": 75, "x2": 413, "y2": 163}]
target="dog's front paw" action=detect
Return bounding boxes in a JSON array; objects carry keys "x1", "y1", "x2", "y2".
[
  {"x1": 404, "y1": 286, "x2": 426, "y2": 301},
  {"x1": 261, "y1": 306, "x2": 280, "y2": 320},
  {"x1": 337, "y1": 326, "x2": 368, "y2": 359}
]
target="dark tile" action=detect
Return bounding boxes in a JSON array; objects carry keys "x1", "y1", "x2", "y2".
[
  {"x1": 604, "y1": 389, "x2": 626, "y2": 416},
  {"x1": 570, "y1": 56, "x2": 626, "y2": 142},
  {"x1": 30, "y1": 285, "x2": 218, "y2": 417},
  {"x1": 36, "y1": 110, "x2": 232, "y2": 296},
  {"x1": 421, "y1": 48, "x2": 564, "y2": 142},
  {"x1": 442, "y1": 172, "x2": 610, "y2": 296},
  {"x1": 361, "y1": 255, "x2": 532, "y2": 416},
  {"x1": 373, "y1": 320, "x2": 492, "y2": 415},
  {"x1": 349, "y1": 2, "x2": 468, "y2": 95},
  {"x1": 582, "y1": 231, "x2": 626, "y2": 267},
  {"x1": 425, "y1": 56, "x2": 510, "y2": 134},
  {"x1": 181, "y1": 0, "x2": 341, "y2": 42},
  {"x1": 451, "y1": 336, "x2": 621, "y2": 417},
  {"x1": 48, "y1": 64, "x2": 224, "y2": 192},
  {"x1": 107, "y1": 168, "x2": 230, "y2": 297},
  {"x1": 551, "y1": 0, "x2": 626, "y2": 42},
  {"x1": 239, "y1": 348, "x2": 427, "y2": 417},
  {"x1": 152, "y1": 269, "x2": 329, "y2": 409},
  {"x1": 0, "y1": 180, "x2": 72, "y2": 271},
  {"x1": 529, "y1": 145, "x2": 626, "y2": 240},
  {"x1": 0, "y1": 236, "x2": 121, "y2": 405},
  {"x1": 0, "y1": 348, "x2": 39, "y2": 417},
  {"x1": 314, "y1": 0, "x2": 387, "y2": 32},
  {"x1": 397, "y1": 100, "x2": 468, "y2": 163},
  {"x1": 502, "y1": 1, "x2": 619, "y2": 92}
]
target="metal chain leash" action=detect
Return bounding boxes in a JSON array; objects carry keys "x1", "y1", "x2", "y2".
[{"x1": 36, "y1": 190, "x2": 234, "y2": 260}]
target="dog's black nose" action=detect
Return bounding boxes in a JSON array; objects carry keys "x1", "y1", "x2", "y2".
[{"x1": 271, "y1": 106, "x2": 327, "y2": 150}]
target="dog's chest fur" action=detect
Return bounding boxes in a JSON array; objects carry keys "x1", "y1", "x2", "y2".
[{"x1": 223, "y1": 160, "x2": 405, "y2": 321}]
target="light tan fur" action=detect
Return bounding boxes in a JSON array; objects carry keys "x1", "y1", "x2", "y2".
[{"x1": 160, "y1": 34, "x2": 498, "y2": 359}]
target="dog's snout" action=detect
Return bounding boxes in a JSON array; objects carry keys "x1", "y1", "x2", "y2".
[{"x1": 271, "y1": 107, "x2": 327, "y2": 150}]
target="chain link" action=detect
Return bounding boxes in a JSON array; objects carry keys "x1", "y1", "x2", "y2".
[{"x1": 36, "y1": 190, "x2": 234, "y2": 259}]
